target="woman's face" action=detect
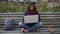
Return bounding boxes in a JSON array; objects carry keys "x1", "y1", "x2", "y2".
[{"x1": 30, "y1": 5, "x2": 34, "y2": 10}]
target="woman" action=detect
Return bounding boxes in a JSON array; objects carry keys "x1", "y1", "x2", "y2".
[{"x1": 19, "y1": 3, "x2": 42, "y2": 32}]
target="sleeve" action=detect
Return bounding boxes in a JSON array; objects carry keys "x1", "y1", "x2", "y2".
[
  {"x1": 36, "y1": 11, "x2": 41, "y2": 22},
  {"x1": 24, "y1": 12, "x2": 27, "y2": 16},
  {"x1": 38, "y1": 14, "x2": 41, "y2": 22},
  {"x1": 23, "y1": 12, "x2": 28, "y2": 22}
]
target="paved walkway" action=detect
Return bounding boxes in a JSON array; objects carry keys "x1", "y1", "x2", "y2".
[{"x1": 0, "y1": 30, "x2": 60, "y2": 34}]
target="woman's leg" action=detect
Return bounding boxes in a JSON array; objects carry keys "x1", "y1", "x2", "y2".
[
  {"x1": 19, "y1": 22, "x2": 30, "y2": 29},
  {"x1": 28, "y1": 22, "x2": 42, "y2": 31}
]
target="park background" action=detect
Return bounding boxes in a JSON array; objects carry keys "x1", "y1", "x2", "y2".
[{"x1": 0, "y1": 0, "x2": 60, "y2": 13}]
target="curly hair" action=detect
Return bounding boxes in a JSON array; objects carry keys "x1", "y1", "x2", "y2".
[{"x1": 27, "y1": 3, "x2": 37, "y2": 12}]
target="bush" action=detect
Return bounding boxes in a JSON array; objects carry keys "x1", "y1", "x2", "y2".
[{"x1": 0, "y1": 2, "x2": 60, "y2": 13}]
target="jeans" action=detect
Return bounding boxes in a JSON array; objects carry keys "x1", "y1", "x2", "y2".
[{"x1": 19, "y1": 22, "x2": 42, "y2": 31}]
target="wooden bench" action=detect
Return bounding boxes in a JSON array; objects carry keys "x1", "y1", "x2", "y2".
[{"x1": 0, "y1": 12, "x2": 60, "y2": 33}]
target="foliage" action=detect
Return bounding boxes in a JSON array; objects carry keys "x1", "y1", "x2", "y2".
[{"x1": 0, "y1": 2, "x2": 60, "y2": 13}]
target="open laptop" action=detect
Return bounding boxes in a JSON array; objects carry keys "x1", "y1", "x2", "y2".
[{"x1": 24, "y1": 15, "x2": 39, "y2": 23}]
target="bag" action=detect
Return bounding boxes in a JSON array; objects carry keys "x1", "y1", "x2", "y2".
[{"x1": 4, "y1": 19, "x2": 13, "y2": 30}]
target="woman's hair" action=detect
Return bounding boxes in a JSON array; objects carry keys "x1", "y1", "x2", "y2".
[{"x1": 27, "y1": 3, "x2": 37, "y2": 12}]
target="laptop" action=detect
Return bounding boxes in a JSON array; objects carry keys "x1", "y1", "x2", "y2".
[{"x1": 24, "y1": 15, "x2": 39, "y2": 23}]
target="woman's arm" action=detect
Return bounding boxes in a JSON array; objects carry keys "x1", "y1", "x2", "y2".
[
  {"x1": 23, "y1": 12, "x2": 27, "y2": 22},
  {"x1": 36, "y1": 11, "x2": 41, "y2": 22},
  {"x1": 24, "y1": 12, "x2": 27, "y2": 15}
]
